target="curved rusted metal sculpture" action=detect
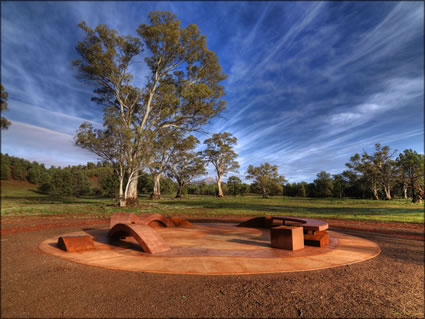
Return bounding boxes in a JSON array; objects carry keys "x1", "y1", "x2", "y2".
[
  {"x1": 109, "y1": 212, "x2": 192, "y2": 229},
  {"x1": 138, "y1": 214, "x2": 175, "y2": 228},
  {"x1": 109, "y1": 212, "x2": 139, "y2": 229},
  {"x1": 169, "y1": 217, "x2": 193, "y2": 227},
  {"x1": 58, "y1": 236, "x2": 95, "y2": 252},
  {"x1": 107, "y1": 223, "x2": 171, "y2": 254}
]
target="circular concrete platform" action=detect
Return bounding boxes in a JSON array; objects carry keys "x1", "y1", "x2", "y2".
[{"x1": 39, "y1": 223, "x2": 381, "y2": 275}]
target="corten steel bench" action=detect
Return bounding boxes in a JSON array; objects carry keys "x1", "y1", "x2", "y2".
[{"x1": 238, "y1": 216, "x2": 330, "y2": 248}]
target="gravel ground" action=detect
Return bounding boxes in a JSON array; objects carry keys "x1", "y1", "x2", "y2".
[{"x1": 1, "y1": 221, "x2": 424, "y2": 318}]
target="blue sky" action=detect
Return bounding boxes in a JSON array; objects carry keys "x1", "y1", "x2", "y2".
[{"x1": 1, "y1": 1, "x2": 424, "y2": 182}]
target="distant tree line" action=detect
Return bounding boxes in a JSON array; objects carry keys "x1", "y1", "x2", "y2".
[
  {"x1": 283, "y1": 144, "x2": 424, "y2": 203},
  {"x1": 2, "y1": 143, "x2": 423, "y2": 203}
]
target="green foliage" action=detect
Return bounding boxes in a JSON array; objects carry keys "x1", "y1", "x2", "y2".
[
  {"x1": 74, "y1": 11, "x2": 227, "y2": 204},
  {"x1": 1, "y1": 84, "x2": 11, "y2": 130},
  {"x1": 73, "y1": 172, "x2": 91, "y2": 197},
  {"x1": 28, "y1": 164, "x2": 44, "y2": 184},
  {"x1": 11, "y1": 160, "x2": 27, "y2": 181},
  {"x1": 1, "y1": 154, "x2": 10, "y2": 180},
  {"x1": 39, "y1": 169, "x2": 91, "y2": 197},
  {"x1": 397, "y1": 149, "x2": 425, "y2": 203},
  {"x1": 167, "y1": 135, "x2": 205, "y2": 198},
  {"x1": 138, "y1": 172, "x2": 154, "y2": 194},
  {"x1": 246, "y1": 163, "x2": 286, "y2": 198},
  {"x1": 313, "y1": 171, "x2": 333, "y2": 197},
  {"x1": 227, "y1": 176, "x2": 242, "y2": 196},
  {"x1": 99, "y1": 173, "x2": 120, "y2": 198},
  {"x1": 199, "y1": 132, "x2": 239, "y2": 197},
  {"x1": 160, "y1": 177, "x2": 177, "y2": 195}
]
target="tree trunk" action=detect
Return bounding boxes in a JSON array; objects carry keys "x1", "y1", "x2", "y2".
[
  {"x1": 262, "y1": 187, "x2": 268, "y2": 199},
  {"x1": 383, "y1": 185, "x2": 391, "y2": 200},
  {"x1": 403, "y1": 184, "x2": 408, "y2": 200},
  {"x1": 412, "y1": 188, "x2": 424, "y2": 203},
  {"x1": 372, "y1": 184, "x2": 379, "y2": 200},
  {"x1": 150, "y1": 174, "x2": 161, "y2": 200},
  {"x1": 217, "y1": 175, "x2": 224, "y2": 197},
  {"x1": 119, "y1": 167, "x2": 126, "y2": 207},
  {"x1": 126, "y1": 176, "x2": 138, "y2": 201},
  {"x1": 175, "y1": 182, "x2": 184, "y2": 198}
]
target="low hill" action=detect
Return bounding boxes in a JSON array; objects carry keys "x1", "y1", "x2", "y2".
[{"x1": 192, "y1": 177, "x2": 216, "y2": 185}]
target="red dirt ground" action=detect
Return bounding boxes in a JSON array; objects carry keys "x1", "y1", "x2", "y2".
[{"x1": 1, "y1": 215, "x2": 424, "y2": 318}]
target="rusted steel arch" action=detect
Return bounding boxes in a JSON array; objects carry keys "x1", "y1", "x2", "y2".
[
  {"x1": 109, "y1": 212, "x2": 193, "y2": 230},
  {"x1": 138, "y1": 214, "x2": 176, "y2": 228},
  {"x1": 107, "y1": 223, "x2": 171, "y2": 254},
  {"x1": 109, "y1": 212, "x2": 139, "y2": 229}
]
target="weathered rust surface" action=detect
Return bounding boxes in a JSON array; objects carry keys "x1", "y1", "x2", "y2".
[
  {"x1": 239, "y1": 216, "x2": 328, "y2": 232},
  {"x1": 41, "y1": 226, "x2": 381, "y2": 275},
  {"x1": 107, "y1": 223, "x2": 170, "y2": 254},
  {"x1": 109, "y1": 212, "x2": 192, "y2": 229},
  {"x1": 237, "y1": 216, "x2": 274, "y2": 228},
  {"x1": 271, "y1": 226, "x2": 304, "y2": 251},
  {"x1": 274, "y1": 216, "x2": 328, "y2": 232},
  {"x1": 109, "y1": 212, "x2": 139, "y2": 229},
  {"x1": 138, "y1": 214, "x2": 175, "y2": 228},
  {"x1": 57, "y1": 236, "x2": 95, "y2": 252},
  {"x1": 304, "y1": 230, "x2": 330, "y2": 247},
  {"x1": 169, "y1": 217, "x2": 193, "y2": 227}
]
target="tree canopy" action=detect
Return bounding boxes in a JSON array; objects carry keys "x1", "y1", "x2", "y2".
[
  {"x1": 1, "y1": 84, "x2": 11, "y2": 130},
  {"x1": 246, "y1": 163, "x2": 286, "y2": 198},
  {"x1": 167, "y1": 136, "x2": 206, "y2": 198},
  {"x1": 73, "y1": 11, "x2": 227, "y2": 206}
]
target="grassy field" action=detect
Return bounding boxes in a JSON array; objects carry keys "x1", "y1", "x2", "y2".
[{"x1": 1, "y1": 180, "x2": 424, "y2": 223}]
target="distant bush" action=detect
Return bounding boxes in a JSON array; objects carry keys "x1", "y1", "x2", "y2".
[
  {"x1": 99, "y1": 173, "x2": 120, "y2": 198},
  {"x1": 1, "y1": 159, "x2": 10, "y2": 180}
]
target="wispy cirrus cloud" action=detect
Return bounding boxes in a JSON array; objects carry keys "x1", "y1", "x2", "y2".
[{"x1": 1, "y1": 1, "x2": 423, "y2": 182}]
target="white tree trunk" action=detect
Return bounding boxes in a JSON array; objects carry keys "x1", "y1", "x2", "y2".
[
  {"x1": 372, "y1": 183, "x2": 379, "y2": 200},
  {"x1": 125, "y1": 168, "x2": 139, "y2": 204},
  {"x1": 151, "y1": 174, "x2": 161, "y2": 200},
  {"x1": 119, "y1": 166, "x2": 126, "y2": 207},
  {"x1": 217, "y1": 175, "x2": 224, "y2": 197},
  {"x1": 383, "y1": 185, "x2": 391, "y2": 200}
]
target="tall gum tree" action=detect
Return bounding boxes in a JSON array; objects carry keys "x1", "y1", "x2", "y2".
[
  {"x1": 73, "y1": 11, "x2": 227, "y2": 206},
  {"x1": 200, "y1": 132, "x2": 239, "y2": 197}
]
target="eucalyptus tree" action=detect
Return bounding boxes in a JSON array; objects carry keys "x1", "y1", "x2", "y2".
[
  {"x1": 246, "y1": 163, "x2": 286, "y2": 199},
  {"x1": 227, "y1": 176, "x2": 242, "y2": 196},
  {"x1": 199, "y1": 132, "x2": 239, "y2": 197},
  {"x1": 74, "y1": 11, "x2": 227, "y2": 206},
  {"x1": 1, "y1": 84, "x2": 11, "y2": 130},
  {"x1": 145, "y1": 129, "x2": 194, "y2": 200},
  {"x1": 347, "y1": 152, "x2": 380, "y2": 200},
  {"x1": 396, "y1": 149, "x2": 425, "y2": 203},
  {"x1": 370, "y1": 144, "x2": 397, "y2": 200},
  {"x1": 347, "y1": 144, "x2": 398, "y2": 200},
  {"x1": 167, "y1": 136, "x2": 206, "y2": 198}
]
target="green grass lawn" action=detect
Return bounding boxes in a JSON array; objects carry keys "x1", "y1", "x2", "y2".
[{"x1": 1, "y1": 180, "x2": 424, "y2": 223}]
